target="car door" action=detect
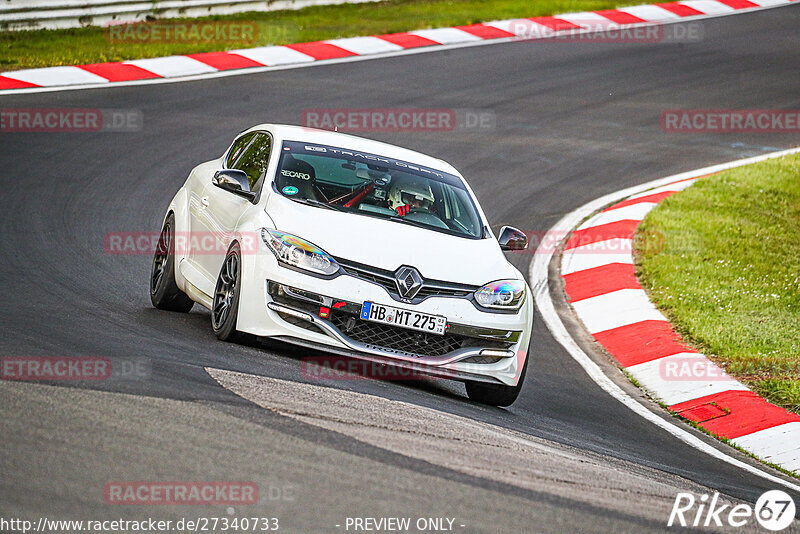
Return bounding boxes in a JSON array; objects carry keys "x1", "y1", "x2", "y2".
[
  {"x1": 196, "y1": 131, "x2": 273, "y2": 281},
  {"x1": 187, "y1": 132, "x2": 256, "y2": 285}
]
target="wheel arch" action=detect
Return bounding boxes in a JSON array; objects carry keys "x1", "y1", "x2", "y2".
[{"x1": 162, "y1": 187, "x2": 191, "y2": 288}]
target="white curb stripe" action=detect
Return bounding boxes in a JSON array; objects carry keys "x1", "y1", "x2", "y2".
[
  {"x1": 557, "y1": 11, "x2": 619, "y2": 27},
  {"x1": 750, "y1": 0, "x2": 791, "y2": 6},
  {"x1": 229, "y1": 46, "x2": 316, "y2": 66},
  {"x1": 482, "y1": 18, "x2": 551, "y2": 37},
  {"x1": 408, "y1": 27, "x2": 483, "y2": 44},
  {"x1": 627, "y1": 178, "x2": 699, "y2": 199},
  {"x1": 125, "y1": 56, "x2": 218, "y2": 78},
  {"x1": 626, "y1": 353, "x2": 750, "y2": 405},
  {"x1": 561, "y1": 238, "x2": 634, "y2": 275},
  {"x1": 571, "y1": 288, "x2": 668, "y2": 334},
  {"x1": 532, "y1": 146, "x2": 800, "y2": 489},
  {"x1": 731, "y1": 423, "x2": 800, "y2": 472},
  {"x1": 325, "y1": 36, "x2": 404, "y2": 55},
  {"x1": 680, "y1": 0, "x2": 737, "y2": 14},
  {"x1": 577, "y1": 202, "x2": 656, "y2": 230},
  {"x1": 617, "y1": 4, "x2": 681, "y2": 21},
  {"x1": 2, "y1": 66, "x2": 109, "y2": 86}
]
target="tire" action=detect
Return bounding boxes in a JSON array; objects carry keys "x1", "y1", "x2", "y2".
[
  {"x1": 150, "y1": 213, "x2": 194, "y2": 313},
  {"x1": 465, "y1": 355, "x2": 528, "y2": 407},
  {"x1": 211, "y1": 242, "x2": 244, "y2": 341}
]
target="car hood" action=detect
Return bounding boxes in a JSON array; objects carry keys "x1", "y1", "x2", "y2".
[{"x1": 265, "y1": 195, "x2": 519, "y2": 285}]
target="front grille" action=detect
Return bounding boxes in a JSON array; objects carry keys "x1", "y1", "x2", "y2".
[
  {"x1": 415, "y1": 284, "x2": 472, "y2": 299},
  {"x1": 276, "y1": 311, "x2": 327, "y2": 336},
  {"x1": 459, "y1": 355, "x2": 504, "y2": 365},
  {"x1": 267, "y1": 280, "x2": 514, "y2": 359},
  {"x1": 330, "y1": 313, "x2": 465, "y2": 357},
  {"x1": 339, "y1": 262, "x2": 396, "y2": 293},
  {"x1": 336, "y1": 258, "x2": 478, "y2": 303}
]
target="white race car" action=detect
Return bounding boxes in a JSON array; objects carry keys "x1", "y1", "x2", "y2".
[{"x1": 150, "y1": 124, "x2": 533, "y2": 405}]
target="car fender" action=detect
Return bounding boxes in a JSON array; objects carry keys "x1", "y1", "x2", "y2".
[{"x1": 162, "y1": 186, "x2": 190, "y2": 290}]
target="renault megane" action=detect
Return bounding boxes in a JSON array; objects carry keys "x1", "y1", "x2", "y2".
[{"x1": 150, "y1": 124, "x2": 533, "y2": 405}]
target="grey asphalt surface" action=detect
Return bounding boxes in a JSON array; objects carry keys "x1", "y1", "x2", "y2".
[{"x1": 1, "y1": 6, "x2": 799, "y2": 532}]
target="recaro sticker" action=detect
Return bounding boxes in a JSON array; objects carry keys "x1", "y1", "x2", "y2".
[{"x1": 281, "y1": 169, "x2": 311, "y2": 180}]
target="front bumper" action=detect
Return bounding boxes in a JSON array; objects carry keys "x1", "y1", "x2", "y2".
[{"x1": 235, "y1": 255, "x2": 532, "y2": 386}]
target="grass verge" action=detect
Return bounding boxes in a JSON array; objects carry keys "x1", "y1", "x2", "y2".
[
  {"x1": 635, "y1": 153, "x2": 800, "y2": 414},
  {"x1": 1, "y1": 0, "x2": 633, "y2": 71}
]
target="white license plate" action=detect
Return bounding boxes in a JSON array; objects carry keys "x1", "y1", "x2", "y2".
[{"x1": 360, "y1": 302, "x2": 446, "y2": 335}]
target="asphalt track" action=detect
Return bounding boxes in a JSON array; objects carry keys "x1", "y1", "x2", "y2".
[{"x1": 1, "y1": 6, "x2": 799, "y2": 533}]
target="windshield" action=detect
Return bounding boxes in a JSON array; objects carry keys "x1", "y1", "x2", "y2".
[{"x1": 274, "y1": 141, "x2": 485, "y2": 238}]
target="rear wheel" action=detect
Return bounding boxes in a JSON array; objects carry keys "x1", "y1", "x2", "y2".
[
  {"x1": 150, "y1": 213, "x2": 194, "y2": 312},
  {"x1": 465, "y1": 355, "x2": 528, "y2": 407},
  {"x1": 212, "y1": 243, "x2": 244, "y2": 341}
]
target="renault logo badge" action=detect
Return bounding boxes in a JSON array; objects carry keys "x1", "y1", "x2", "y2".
[{"x1": 394, "y1": 266, "x2": 423, "y2": 299}]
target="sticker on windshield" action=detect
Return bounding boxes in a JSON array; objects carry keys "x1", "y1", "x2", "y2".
[
  {"x1": 281, "y1": 169, "x2": 311, "y2": 180},
  {"x1": 282, "y1": 186, "x2": 299, "y2": 196}
]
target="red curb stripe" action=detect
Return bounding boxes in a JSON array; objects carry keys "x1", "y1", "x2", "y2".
[
  {"x1": 593, "y1": 320, "x2": 698, "y2": 367},
  {"x1": 376, "y1": 32, "x2": 440, "y2": 48},
  {"x1": 670, "y1": 391, "x2": 800, "y2": 439},
  {"x1": 593, "y1": 9, "x2": 648, "y2": 24},
  {"x1": 455, "y1": 23, "x2": 516, "y2": 39},
  {"x1": 528, "y1": 16, "x2": 582, "y2": 31},
  {"x1": 565, "y1": 219, "x2": 639, "y2": 250},
  {"x1": 655, "y1": 2, "x2": 706, "y2": 16},
  {"x1": 0, "y1": 75, "x2": 40, "y2": 89},
  {"x1": 285, "y1": 42, "x2": 357, "y2": 60},
  {"x1": 186, "y1": 52, "x2": 264, "y2": 71},
  {"x1": 714, "y1": 0, "x2": 759, "y2": 8},
  {"x1": 563, "y1": 263, "x2": 641, "y2": 302},
  {"x1": 604, "y1": 191, "x2": 677, "y2": 211},
  {"x1": 78, "y1": 62, "x2": 160, "y2": 82}
]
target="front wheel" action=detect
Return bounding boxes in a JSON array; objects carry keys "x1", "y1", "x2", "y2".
[
  {"x1": 465, "y1": 355, "x2": 528, "y2": 407},
  {"x1": 212, "y1": 243, "x2": 244, "y2": 341},
  {"x1": 150, "y1": 213, "x2": 194, "y2": 313}
]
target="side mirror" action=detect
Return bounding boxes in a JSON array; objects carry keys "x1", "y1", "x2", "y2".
[
  {"x1": 213, "y1": 169, "x2": 255, "y2": 201},
  {"x1": 498, "y1": 226, "x2": 528, "y2": 251}
]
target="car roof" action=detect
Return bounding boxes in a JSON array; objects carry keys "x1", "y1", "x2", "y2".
[{"x1": 245, "y1": 124, "x2": 461, "y2": 177}]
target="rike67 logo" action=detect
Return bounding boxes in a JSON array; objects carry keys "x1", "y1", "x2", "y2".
[{"x1": 668, "y1": 490, "x2": 796, "y2": 531}]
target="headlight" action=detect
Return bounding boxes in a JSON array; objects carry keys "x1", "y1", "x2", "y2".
[
  {"x1": 261, "y1": 229, "x2": 339, "y2": 276},
  {"x1": 474, "y1": 280, "x2": 526, "y2": 310}
]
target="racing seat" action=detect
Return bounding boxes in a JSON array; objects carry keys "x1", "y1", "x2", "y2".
[{"x1": 277, "y1": 155, "x2": 326, "y2": 201}]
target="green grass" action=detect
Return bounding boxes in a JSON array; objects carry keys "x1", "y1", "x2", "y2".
[
  {"x1": 635, "y1": 153, "x2": 800, "y2": 414},
  {"x1": 1, "y1": 0, "x2": 633, "y2": 71}
]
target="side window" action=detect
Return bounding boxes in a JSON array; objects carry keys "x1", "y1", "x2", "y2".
[
  {"x1": 226, "y1": 133, "x2": 256, "y2": 168},
  {"x1": 231, "y1": 133, "x2": 272, "y2": 192}
]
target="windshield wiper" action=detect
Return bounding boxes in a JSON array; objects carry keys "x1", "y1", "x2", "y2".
[
  {"x1": 293, "y1": 198, "x2": 342, "y2": 211},
  {"x1": 385, "y1": 215, "x2": 432, "y2": 230}
]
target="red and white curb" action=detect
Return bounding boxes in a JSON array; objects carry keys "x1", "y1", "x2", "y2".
[
  {"x1": 1, "y1": 0, "x2": 797, "y2": 93},
  {"x1": 559, "y1": 150, "x2": 800, "y2": 475}
]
